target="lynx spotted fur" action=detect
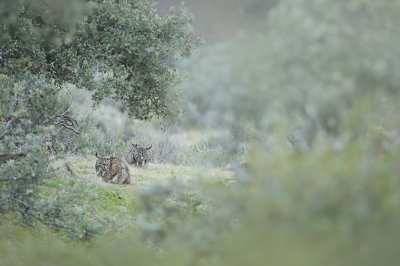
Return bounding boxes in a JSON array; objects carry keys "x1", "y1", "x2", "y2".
[
  {"x1": 95, "y1": 152, "x2": 130, "y2": 184},
  {"x1": 124, "y1": 143, "x2": 152, "y2": 169}
]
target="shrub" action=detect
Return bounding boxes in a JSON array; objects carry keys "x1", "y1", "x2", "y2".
[{"x1": 0, "y1": 75, "x2": 103, "y2": 240}]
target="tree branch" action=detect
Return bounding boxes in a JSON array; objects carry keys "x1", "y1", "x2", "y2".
[
  {"x1": 0, "y1": 153, "x2": 28, "y2": 162},
  {"x1": 286, "y1": 136, "x2": 301, "y2": 153},
  {"x1": 0, "y1": 117, "x2": 16, "y2": 139},
  {"x1": 53, "y1": 114, "x2": 81, "y2": 134},
  {"x1": 8, "y1": 196, "x2": 31, "y2": 209},
  {"x1": 12, "y1": 94, "x2": 18, "y2": 112},
  {"x1": 53, "y1": 162, "x2": 66, "y2": 171},
  {"x1": 0, "y1": 176, "x2": 27, "y2": 182},
  {"x1": 65, "y1": 164, "x2": 76, "y2": 176},
  {"x1": 78, "y1": 93, "x2": 92, "y2": 113}
]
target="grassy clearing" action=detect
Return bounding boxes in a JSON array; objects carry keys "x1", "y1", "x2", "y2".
[
  {"x1": 40, "y1": 157, "x2": 234, "y2": 237},
  {"x1": 3, "y1": 148, "x2": 400, "y2": 265},
  {"x1": 2, "y1": 156, "x2": 233, "y2": 242},
  {"x1": 54, "y1": 156, "x2": 233, "y2": 189}
]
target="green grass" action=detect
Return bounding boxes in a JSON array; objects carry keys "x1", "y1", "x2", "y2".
[
  {"x1": 3, "y1": 147, "x2": 400, "y2": 265},
  {"x1": 54, "y1": 156, "x2": 232, "y2": 187},
  {"x1": 41, "y1": 156, "x2": 233, "y2": 236},
  {"x1": 1, "y1": 155, "x2": 233, "y2": 243}
]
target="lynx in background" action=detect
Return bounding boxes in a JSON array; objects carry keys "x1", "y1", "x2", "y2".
[
  {"x1": 95, "y1": 152, "x2": 131, "y2": 184},
  {"x1": 124, "y1": 143, "x2": 152, "y2": 169}
]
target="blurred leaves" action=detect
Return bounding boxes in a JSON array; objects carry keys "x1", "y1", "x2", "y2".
[
  {"x1": 0, "y1": 0, "x2": 92, "y2": 43},
  {"x1": 183, "y1": 0, "x2": 400, "y2": 149}
]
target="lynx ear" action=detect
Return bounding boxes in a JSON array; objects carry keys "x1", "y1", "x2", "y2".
[
  {"x1": 95, "y1": 152, "x2": 98, "y2": 158},
  {"x1": 147, "y1": 144, "x2": 152, "y2": 150}
]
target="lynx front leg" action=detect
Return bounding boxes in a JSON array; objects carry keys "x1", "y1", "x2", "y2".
[
  {"x1": 112, "y1": 173, "x2": 128, "y2": 184},
  {"x1": 110, "y1": 174, "x2": 120, "y2": 184}
]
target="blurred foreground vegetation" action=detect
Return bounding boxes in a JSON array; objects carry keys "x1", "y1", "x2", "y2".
[{"x1": 2, "y1": 0, "x2": 400, "y2": 265}]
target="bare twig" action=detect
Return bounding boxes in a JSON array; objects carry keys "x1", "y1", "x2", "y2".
[
  {"x1": 0, "y1": 176, "x2": 27, "y2": 182},
  {"x1": 54, "y1": 114, "x2": 81, "y2": 134},
  {"x1": 286, "y1": 136, "x2": 301, "y2": 153},
  {"x1": 12, "y1": 94, "x2": 18, "y2": 112},
  {"x1": 63, "y1": 89, "x2": 82, "y2": 115},
  {"x1": 0, "y1": 117, "x2": 16, "y2": 139},
  {"x1": 194, "y1": 144, "x2": 202, "y2": 153},
  {"x1": 55, "y1": 114, "x2": 80, "y2": 126},
  {"x1": 66, "y1": 164, "x2": 76, "y2": 176},
  {"x1": 53, "y1": 162, "x2": 66, "y2": 172},
  {"x1": 60, "y1": 124, "x2": 80, "y2": 134},
  {"x1": 8, "y1": 196, "x2": 31, "y2": 209},
  {"x1": 0, "y1": 152, "x2": 27, "y2": 162},
  {"x1": 78, "y1": 93, "x2": 92, "y2": 113}
]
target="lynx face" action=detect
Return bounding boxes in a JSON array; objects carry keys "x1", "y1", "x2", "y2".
[
  {"x1": 95, "y1": 156, "x2": 110, "y2": 177},
  {"x1": 124, "y1": 143, "x2": 152, "y2": 169}
]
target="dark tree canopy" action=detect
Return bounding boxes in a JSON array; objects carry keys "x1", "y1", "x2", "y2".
[{"x1": 1, "y1": 0, "x2": 202, "y2": 119}]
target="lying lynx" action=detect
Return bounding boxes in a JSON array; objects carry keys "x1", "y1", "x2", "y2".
[
  {"x1": 95, "y1": 152, "x2": 130, "y2": 184},
  {"x1": 124, "y1": 143, "x2": 152, "y2": 169}
]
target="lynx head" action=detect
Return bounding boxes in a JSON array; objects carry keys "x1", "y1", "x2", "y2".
[
  {"x1": 131, "y1": 143, "x2": 152, "y2": 150},
  {"x1": 95, "y1": 153, "x2": 111, "y2": 173}
]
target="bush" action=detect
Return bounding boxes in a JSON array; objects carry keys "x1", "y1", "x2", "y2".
[
  {"x1": 82, "y1": 125, "x2": 127, "y2": 159},
  {"x1": 0, "y1": 75, "x2": 104, "y2": 240}
]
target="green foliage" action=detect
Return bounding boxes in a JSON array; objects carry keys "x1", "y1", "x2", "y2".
[
  {"x1": 255, "y1": 0, "x2": 400, "y2": 140},
  {"x1": 0, "y1": 0, "x2": 91, "y2": 39},
  {"x1": 137, "y1": 178, "x2": 203, "y2": 246},
  {"x1": 0, "y1": 0, "x2": 203, "y2": 240},
  {"x1": 70, "y1": 0, "x2": 201, "y2": 119},
  {"x1": 1, "y1": 0, "x2": 202, "y2": 119},
  {"x1": 82, "y1": 124, "x2": 127, "y2": 158},
  {"x1": 0, "y1": 75, "x2": 103, "y2": 240},
  {"x1": 3, "y1": 0, "x2": 400, "y2": 265}
]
